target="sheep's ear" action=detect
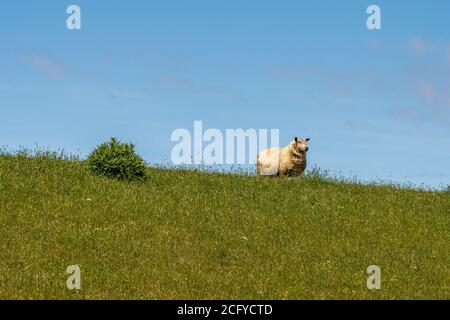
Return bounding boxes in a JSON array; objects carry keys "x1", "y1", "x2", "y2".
[
  {"x1": 294, "y1": 137, "x2": 298, "y2": 142},
  {"x1": 305, "y1": 138, "x2": 310, "y2": 142}
]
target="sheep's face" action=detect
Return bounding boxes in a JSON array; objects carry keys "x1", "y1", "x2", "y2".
[{"x1": 294, "y1": 137, "x2": 310, "y2": 153}]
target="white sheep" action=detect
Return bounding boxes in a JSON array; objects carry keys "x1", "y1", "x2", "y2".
[{"x1": 257, "y1": 137, "x2": 310, "y2": 176}]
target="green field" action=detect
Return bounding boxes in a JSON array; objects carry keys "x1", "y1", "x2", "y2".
[{"x1": 0, "y1": 152, "x2": 448, "y2": 299}]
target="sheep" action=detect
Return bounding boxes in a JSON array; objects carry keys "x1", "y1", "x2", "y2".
[{"x1": 257, "y1": 137, "x2": 310, "y2": 177}]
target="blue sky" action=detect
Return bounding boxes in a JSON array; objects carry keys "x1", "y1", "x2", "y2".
[{"x1": 1, "y1": 0, "x2": 449, "y2": 188}]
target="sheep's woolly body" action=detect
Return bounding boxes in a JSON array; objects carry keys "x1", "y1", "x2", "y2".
[
  {"x1": 257, "y1": 140, "x2": 307, "y2": 176},
  {"x1": 279, "y1": 141, "x2": 307, "y2": 176}
]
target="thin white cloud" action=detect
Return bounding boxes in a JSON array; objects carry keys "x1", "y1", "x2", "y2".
[
  {"x1": 408, "y1": 37, "x2": 443, "y2": 55},
  {"x1": 268, "y1": 66, "x2": 307, "y2": 80},
  {"x1": 417, "y1": 80, "x2": 437, "y2": 105},
  {"x1": 417, "y1": 80, "x2": 450, "y2": 109},
  {"x1": 445, "y1": 46, "x2": 450, "y2": 68},
  {"x1": 0, "y1": 85, "x2": 16, "y2": 92},
  {"x1": 408, "y1": 38, "x2": 428, "y2": 55},
  {"x1": 162, "y1": 74, "x2": 249, "y2": 102},
  {"x1": 20, "y1": 53, "x2": 65, "y2": 78}
]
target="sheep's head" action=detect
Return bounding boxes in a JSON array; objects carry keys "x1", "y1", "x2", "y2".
[{"x1": 293, "y1": 137, "x2": 310, "y2": 154}]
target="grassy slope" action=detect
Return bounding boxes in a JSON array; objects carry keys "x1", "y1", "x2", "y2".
[{"x1": 0, "y1": 155, "x2": 448, "y2": 299}]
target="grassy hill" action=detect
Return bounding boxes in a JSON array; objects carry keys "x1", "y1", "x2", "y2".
[{"x1": 0, "y1": 152, "x2": 448, "y2": 299}]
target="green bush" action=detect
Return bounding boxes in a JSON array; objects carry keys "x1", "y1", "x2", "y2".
[{"x1": 87, "y1": 138, "x2": 147, "y2": 181}]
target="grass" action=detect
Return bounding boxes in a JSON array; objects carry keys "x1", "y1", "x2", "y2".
[{"x1": 0, "y1": 151, "x2": 448, "y2": 299}]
